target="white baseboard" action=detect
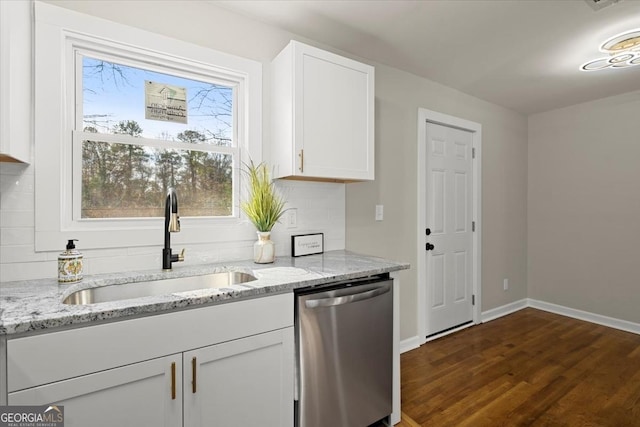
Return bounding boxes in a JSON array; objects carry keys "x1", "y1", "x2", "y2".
[
  {"x1": 412, "y1": 299, "x2": 639, "y2": 353},
  {"x1": 424, "y1": 321, "x2": 476, "y2": 343},
  {"x1": 481, "y1": 298, "x2": 528, "y2": 323},
  {"x1": 400, "y1": 336, "x2": 421, "y2": 354},
  {"x1": 479, "y1": 298, "x2": 640, "y2": 335},
  {"x1": 528, "y1": 299, "x2": 640, "y2": 335}
]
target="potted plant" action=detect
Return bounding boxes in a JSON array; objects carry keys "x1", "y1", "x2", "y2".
[{"x1": 241, "y1": 160, "x2": 286, "y2": 263}]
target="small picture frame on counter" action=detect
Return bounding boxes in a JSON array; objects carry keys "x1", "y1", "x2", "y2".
[{"x1": 291, "y1": 233, "x2": 324, "y2": 257}]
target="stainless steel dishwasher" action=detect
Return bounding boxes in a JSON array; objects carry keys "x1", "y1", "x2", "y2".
[{"x1": 295, "y1": 274, "x2": 393, "y2": 427}]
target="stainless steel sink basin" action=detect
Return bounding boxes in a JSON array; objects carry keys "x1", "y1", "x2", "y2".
[{"x1": 62, "y1": 271, "x2": 257, "y2": 305}]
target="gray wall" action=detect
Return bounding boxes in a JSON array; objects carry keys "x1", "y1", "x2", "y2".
[
  {"x1": 44, "y1": 0, "x2": 530, "y2": 341},
  {"x1": 528, "y1": 91, "x2": 640, "y2": 323},
  {"x1": 345, "y1": 65, "x2": 529, "y2": 339}
]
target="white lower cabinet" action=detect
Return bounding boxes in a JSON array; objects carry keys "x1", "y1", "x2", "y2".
[
  {"x1": 9, "y1": 355, "x2": 182, "y2": 427},
  {"x1": 8, "y1": 328, "x2": 293, "y2": 427},
  {"x1": 184, "y1": 328, "x2": 294, "y2": 427},
  {"x1": 6, "y1": 294, "x2": 294, "y2": 427}
]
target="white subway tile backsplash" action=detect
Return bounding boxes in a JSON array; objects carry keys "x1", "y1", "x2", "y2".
[
  {"x1": 0, "y1": 260, "x2": 57, "y2": 282},
  {"x1": 325, "y1": 238, "x2": 343, "y2": 251},
  {"x1": 217, "y1": 245, "x2": 255, "y2": 262},
  {"x1": 0, "y1": 227, "x2": 34, "y2": 246},
  {"x1": 0, "y1": 244, "x2": 48, "y2": 263},
  {"x1": 0, "y1": 166, "x2": 34, "y2": 215},
  {"x1": 126, "y1": 246, "x2": 161, "y2": 256},
  {"x1": 88, "y1": 253, "x2": 161, "y2": 275},
  {"x1": 1, "y1": 211, "x2": 34, "y2": 228},
  {"x1": 0, "y1": 191, "x2": 34, "y2": 212},
  {"x1": 0, "y1": 170, "x2": 34, "y2": 192},
  {"x1": 0, "y1": 163, "x2": 33, "y2": 177},
  {"x1": 83, "y1": 247, "x2": 131, "y2": 259},
  {"x1": 0, "y1": 176, "x2": 346, "y2": 282}
]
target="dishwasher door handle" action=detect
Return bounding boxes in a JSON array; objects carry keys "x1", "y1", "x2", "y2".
[{"x1": 304, "y1": 284, "x2": 390, "y2": 308}]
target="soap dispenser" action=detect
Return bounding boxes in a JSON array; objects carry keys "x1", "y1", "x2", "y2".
[{"x1": 58, "y1": 239, "x2": 83, "y2": 283}]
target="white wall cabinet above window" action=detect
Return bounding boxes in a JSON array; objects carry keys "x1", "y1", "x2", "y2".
[
  {"x1": 0, "y1": 0, "x2": 32, "y2": 163},
  {"x1": 270, "y1": 41, "x2": 375, "y2": 182}
]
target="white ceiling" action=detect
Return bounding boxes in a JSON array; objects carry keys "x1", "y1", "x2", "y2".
[{"x1": 216, "y1": 0, "x2": 640, "y2": 115}]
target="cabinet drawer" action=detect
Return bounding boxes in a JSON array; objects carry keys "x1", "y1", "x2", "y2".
[{"x1": 8, "y1": 293, "x2": 293, "y2": 392}]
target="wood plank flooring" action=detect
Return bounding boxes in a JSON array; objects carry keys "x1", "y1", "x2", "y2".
[{"x1": 398, "y1": 308, "x2": 640, "y2": 426}]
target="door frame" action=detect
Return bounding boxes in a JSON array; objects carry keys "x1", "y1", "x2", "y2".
[{"x1": 417, "y1": 108, "x2": 482, "y2": 344}]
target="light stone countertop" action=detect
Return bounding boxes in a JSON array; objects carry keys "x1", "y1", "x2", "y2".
[{"x1": 0, "y1": 250, "x2": 409, "y2": 336}]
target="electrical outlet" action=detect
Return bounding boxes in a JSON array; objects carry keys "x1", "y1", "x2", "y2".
[
  {"x1": 375, "y1": 205, "x2": 384, "y2": 221},
  {"x1": 286, "y1": 209, "x2": 298, "y2": 229},
  {"x1": 503, "y1": 278, "x2": 509, "y2": 291}
]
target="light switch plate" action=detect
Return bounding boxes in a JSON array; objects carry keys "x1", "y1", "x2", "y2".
[
  {"x1": 286, "y1": 209, "x2": 298, "y2": 229},
  {"x1": 375, "y1": 204, "x2": 384, "y2": 221}
]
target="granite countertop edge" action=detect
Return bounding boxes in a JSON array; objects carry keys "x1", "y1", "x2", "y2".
[{"x1": 0, "y1": 250, "x2": 410, "y2": 336}]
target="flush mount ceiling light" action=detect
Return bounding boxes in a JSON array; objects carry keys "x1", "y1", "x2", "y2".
[
  {"x1": 581, "y1": 29, "x2": 640, "y2": 71},
  {"x1": 583, "y1": 0, "x2": 623, "y2": 12}
]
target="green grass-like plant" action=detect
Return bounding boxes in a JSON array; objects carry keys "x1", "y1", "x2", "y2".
[{"x1": 241, "y1": 160, "x2": 286, "y2": 232}]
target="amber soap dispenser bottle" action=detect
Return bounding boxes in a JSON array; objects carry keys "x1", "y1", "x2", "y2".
[{"x1": 58, "y1": 239, "x2": 83, "y2": 283}]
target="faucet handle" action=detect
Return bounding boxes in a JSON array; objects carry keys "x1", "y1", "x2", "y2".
[{"x1": 178, "y1": 248, "x2": 185, "y2": 262}]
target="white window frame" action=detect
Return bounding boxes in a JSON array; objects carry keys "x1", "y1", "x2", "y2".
[
  {"x1": 70, "y1": 43, "x2": 241, "y2": 223},
  {"x1": 34, "y1": 2, "x2": 262, "y2": 251}
]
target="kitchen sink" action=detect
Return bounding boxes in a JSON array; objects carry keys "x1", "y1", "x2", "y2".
[{"x1": 62, "y1": 271, "x2": 257, "y2": 305}]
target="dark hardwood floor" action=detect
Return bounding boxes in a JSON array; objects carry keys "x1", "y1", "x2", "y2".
[{"x1": 399, "y1": 308, "x2": 640, "y2": 426}]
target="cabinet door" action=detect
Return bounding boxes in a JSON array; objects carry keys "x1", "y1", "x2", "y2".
[
  {"x1": 295, "y1": 43, "x2": 374, "y2": 181},
  {"x1": 9, "y1": 355, "x2": 182, "y2": 427},
  {"x1": 184, "y1": 327, "x2": 294, "y2": 427},
  {"x1": 0, "y1": 0, "x2": 31, "y2": 163}
]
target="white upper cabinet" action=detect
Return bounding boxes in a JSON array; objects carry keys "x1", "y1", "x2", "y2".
[
  {"x1": 270, "y1": 41, "x2": 374, "y2": 182},
  {"x1": 0, "y1": 0, "x2": 32, "y2": 163}
]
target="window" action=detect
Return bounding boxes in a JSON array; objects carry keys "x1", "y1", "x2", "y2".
[
  {"x1": 34, "y1": 3, "x2": 262, "y2": 251},
  {"x1": 77, "y1": 53, "x2": 236, "y2": 219}
]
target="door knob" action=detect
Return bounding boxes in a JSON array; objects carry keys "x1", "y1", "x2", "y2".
[{"x1": 425, "y1": 243, "x2": 435, "y2": 251}]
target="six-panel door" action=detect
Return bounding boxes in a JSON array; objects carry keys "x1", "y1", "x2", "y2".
[{"x1": 424, "y1": 122, "x2": 474, "y2": 336}]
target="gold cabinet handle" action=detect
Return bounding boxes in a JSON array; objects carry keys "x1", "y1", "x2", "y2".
[
  {"x1": 192, "y1": 357, "x2": 197, "y2": 394},
  {"x1": 171, "y1": 362, "x2": 176, "y2": 400},
  {"x1": 299, "y1": 149, "x2": 304, "y2": 173}
]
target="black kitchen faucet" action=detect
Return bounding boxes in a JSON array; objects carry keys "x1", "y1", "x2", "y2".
[{"x1": 163, "y1": 187, "x2": 184, "y2": 270}]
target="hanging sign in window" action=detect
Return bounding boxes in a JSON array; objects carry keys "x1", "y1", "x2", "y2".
[{"x1": 145, "y1": 81, "x2": 188, "y2": 124}]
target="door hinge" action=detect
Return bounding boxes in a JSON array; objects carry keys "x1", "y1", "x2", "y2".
[
  {"x1": 472, "y1": 221, "x2": 476, "y2": 232},
  {"x1": 472, "y1": 295, "x2": 475, "y2": 306},
  {"x1": 472, "y1": 147, "x2": 476, "y2": 159}
]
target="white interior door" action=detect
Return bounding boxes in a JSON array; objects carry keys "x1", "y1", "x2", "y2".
[{"x1": 425, "y1": 122, "x2": 474, "y2": 336}]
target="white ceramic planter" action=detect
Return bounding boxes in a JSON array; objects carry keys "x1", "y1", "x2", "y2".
[{"x1": 253, "y1": 231, "x2": 275, "y2": 264}]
